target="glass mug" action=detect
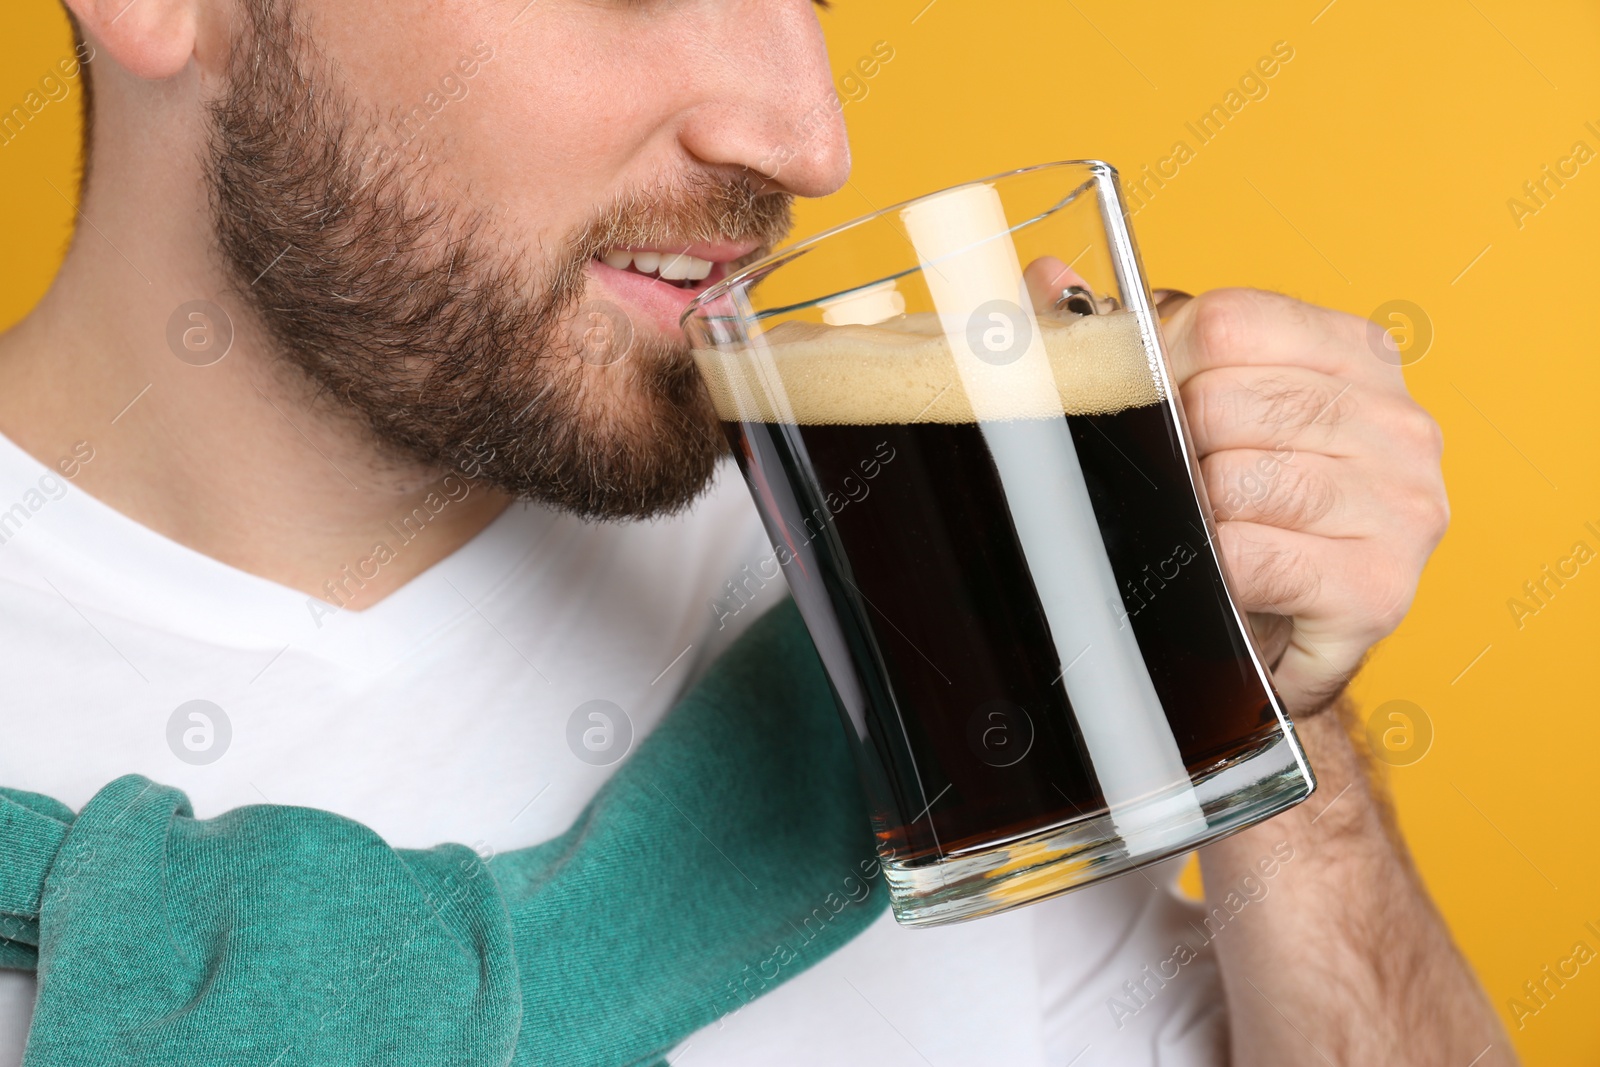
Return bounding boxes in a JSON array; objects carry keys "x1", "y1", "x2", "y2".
[{"x1": 683, "y1": 161, "x2": 1315, "y2": 927}]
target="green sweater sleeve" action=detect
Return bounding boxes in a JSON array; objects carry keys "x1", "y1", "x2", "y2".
[{"x1": 0, "y1": 599, "x2": 888, "y2": 1066}]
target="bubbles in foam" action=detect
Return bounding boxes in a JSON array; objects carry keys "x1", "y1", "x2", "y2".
[{"x1": 693, "y1": 309, "x2": 1162, "y2": 426}]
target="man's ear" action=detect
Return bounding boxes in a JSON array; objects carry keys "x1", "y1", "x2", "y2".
[{"x1": 62, "y1": 0, "x2": 199, "y2": 82}]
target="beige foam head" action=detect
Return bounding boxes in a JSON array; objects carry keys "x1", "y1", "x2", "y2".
[{"x1": 693, "y1": 308, "x2": 1162, "y2": 426}]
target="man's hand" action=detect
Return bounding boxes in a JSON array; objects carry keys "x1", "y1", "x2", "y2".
[
  {"x1": 1160, "y1": 287, "x2": 1448, "y2": 716},
  {"x1": 1157, "y1": 288, "x2": 1516, "y2": 1065}
]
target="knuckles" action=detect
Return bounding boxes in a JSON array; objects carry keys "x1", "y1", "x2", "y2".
[
  {"x1": 1350, "y1": 550, "x2": 1421, "y2": 639},
  {"x1": 1387, "y1": 475, "x2": 1451, "y2": 554},
  {"x1": 1369, "y1": 399, "x2": 1450, "y2": 545},
  {"x1": 1397, "y1": 401, "x2": 1446, "y2": 462}
]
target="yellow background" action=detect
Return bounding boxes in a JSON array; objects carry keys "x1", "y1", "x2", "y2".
[{"x1": 4, "y1": 0, "x2": 1598, "y2": 1060}]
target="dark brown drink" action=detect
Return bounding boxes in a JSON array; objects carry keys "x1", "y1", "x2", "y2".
[{"x1": 700, "y1": 310, "x2": 1289, "y2": 869}]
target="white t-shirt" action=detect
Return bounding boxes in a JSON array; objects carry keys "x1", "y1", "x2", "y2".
[{"x1": 0, "y1": 431, "x2": 1226, "y2": 1066}]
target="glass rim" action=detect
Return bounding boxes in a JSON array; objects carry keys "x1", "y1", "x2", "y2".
[{"x1": 681, "y1": 158, "x2": 1120, "y2": 331}]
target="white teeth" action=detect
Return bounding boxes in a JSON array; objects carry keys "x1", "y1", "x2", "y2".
[
  {"x1": 600, "y1": 249, "x2": 716, "y2": 283},
  {"x1": 658, "y1": 253, "x2": 693, "y2": 281}
]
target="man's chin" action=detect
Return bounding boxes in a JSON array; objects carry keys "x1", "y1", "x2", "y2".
[
  {"x1": 471, "y1": 384, "x2": 728, "y2": 522},
  {"x1": 512, "y1": 447, "x2": 725, "y2": 522}
]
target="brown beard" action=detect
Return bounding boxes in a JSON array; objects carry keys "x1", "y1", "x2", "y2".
[{"x1": 205, "y1": 0, "x2": 792, "y2": 519}]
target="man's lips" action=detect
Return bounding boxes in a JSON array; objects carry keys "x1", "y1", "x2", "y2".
[{"x1": 585, "y1": 241, "x2": 761, "y2": 338}]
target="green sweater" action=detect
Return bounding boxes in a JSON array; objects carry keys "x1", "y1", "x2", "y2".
[{"x1": 0, "y1": 599, "x2": 888, "y2": 1065}]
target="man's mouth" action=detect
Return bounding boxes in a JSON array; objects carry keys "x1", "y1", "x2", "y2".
[{"x1": 586, "y1": 241, "x2": 762, "y2": 336}]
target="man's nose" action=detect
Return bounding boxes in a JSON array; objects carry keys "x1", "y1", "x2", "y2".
[{"x1": 676, "y1": 0, "x2": 852, "y2": 199}]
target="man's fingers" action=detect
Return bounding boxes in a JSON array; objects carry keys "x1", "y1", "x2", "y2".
[
  {"x1": 1162, "y1": 287, "x2": 1385, "y2": 387},
  {"x1": 1216, "y1": 521, "x2": 1420, "y2": 640},
  {"x1": 1215, "y1": 523, "x2": 1365, "y2": 715},
  {"x1": 1204, "y1": 450, "x2": 1352, "y2": 534},
  {"x1": 1181, "y1": 365, "x2": 1363, "y2": 457},
  {"x1": 1149, "y1": 286, "x2": 1447, "y2": 716},
  {"x1": 1213, "y1": 522, "x2": 1420, "y2": 715},
  {"x1": 1215, "y1": 520, "x2": 1324, "y2": 619}
]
